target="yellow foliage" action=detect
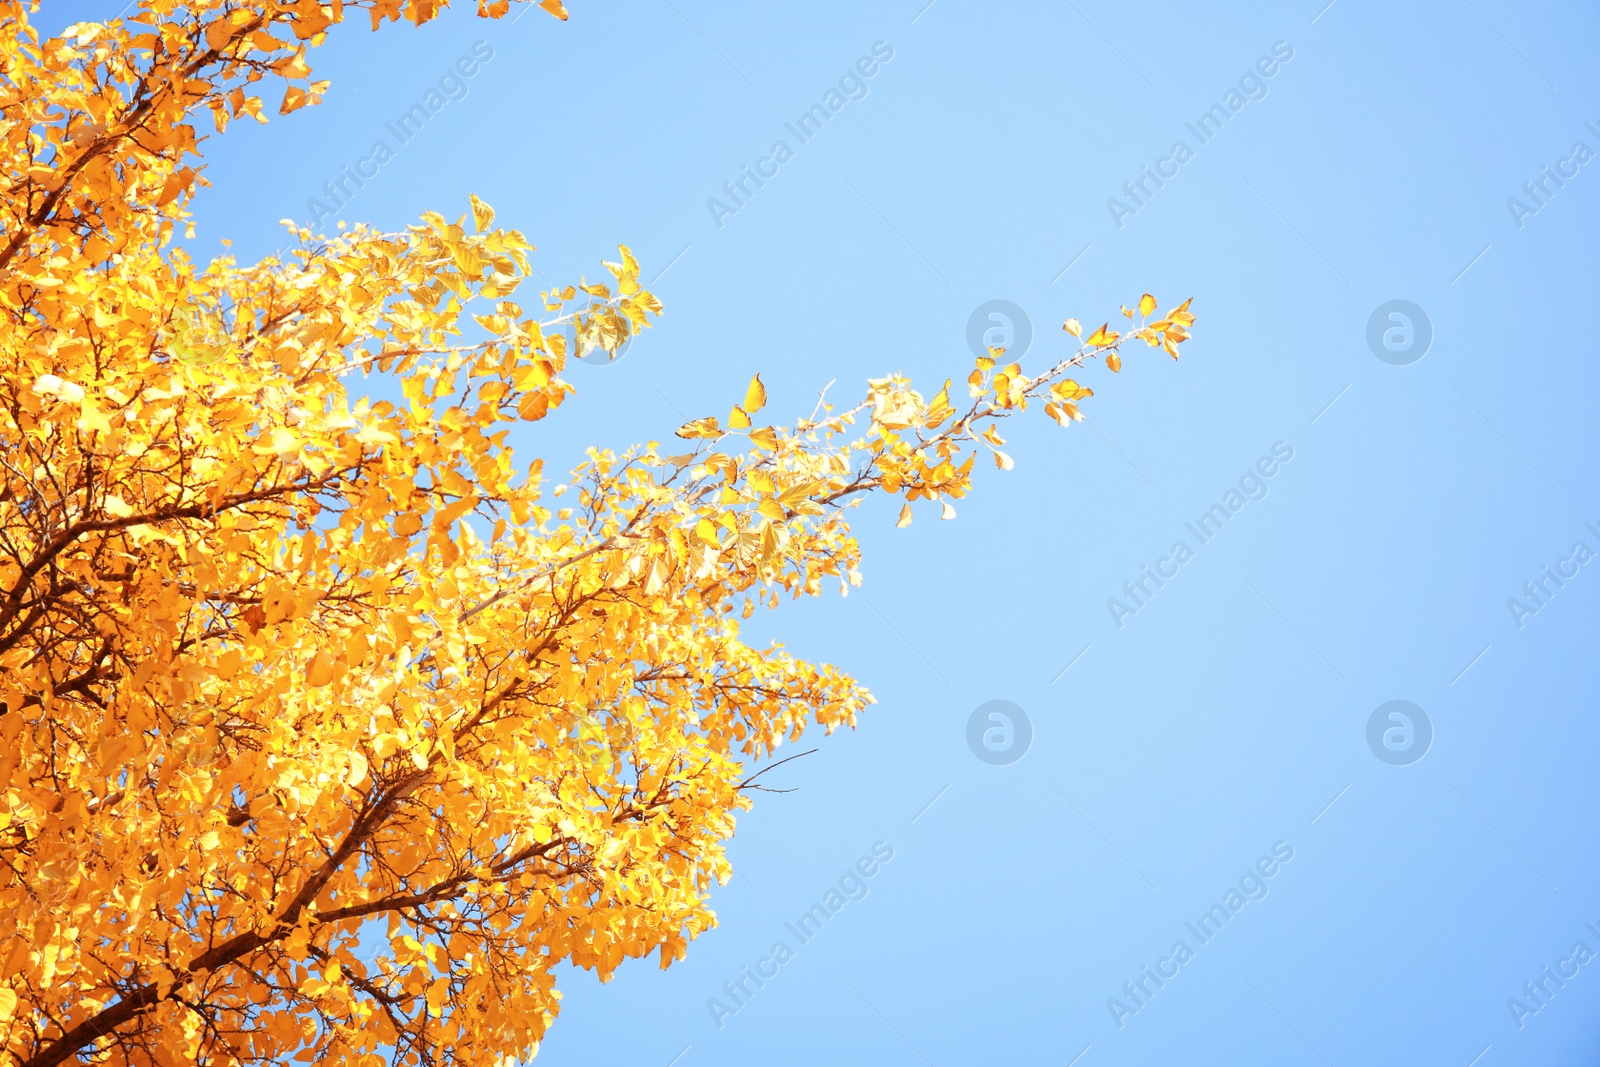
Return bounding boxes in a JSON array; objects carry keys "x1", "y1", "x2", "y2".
[{"x1": 0, "y1": 2, "x2": 1193, "y2": 1066}]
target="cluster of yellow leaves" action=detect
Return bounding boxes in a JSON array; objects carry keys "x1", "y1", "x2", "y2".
[{"x1": 0, "y1": 3, "x2": 1194, "y2": 1067}]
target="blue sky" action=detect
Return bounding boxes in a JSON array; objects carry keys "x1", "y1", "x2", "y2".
[{"x1": 79, "y1": 0, "x2": 1600, "y2": 1062}]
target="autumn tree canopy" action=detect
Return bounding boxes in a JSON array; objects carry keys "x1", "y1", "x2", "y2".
[{"x1": 0, "y1": 2, "x2": 1193, "y2": 1065}]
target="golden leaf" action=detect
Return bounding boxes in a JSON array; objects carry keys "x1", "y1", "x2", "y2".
[
  {"x1": 1085, "y1": 324, "x2": 1120, "y2": 347},
  {"x1": 306, "y1": 650, "x2": 338, "y2": 687},
  {"x1": 744, "y1": 373, "x2": 767, "y2": 413},
  {"x1": 470, "y1": 193, "x2": 495, "y2": 233},
  {"x1": 675, "y1": 416, "x2": 722, "y2": 439}
]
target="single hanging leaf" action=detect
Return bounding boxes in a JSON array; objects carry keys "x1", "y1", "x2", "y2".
[
  {"x1": 470, "y1": 194, "x2": 495, "y2": 232},
  {"x1": 744, "y1": 373, "x2": 767, "y2": 413}
]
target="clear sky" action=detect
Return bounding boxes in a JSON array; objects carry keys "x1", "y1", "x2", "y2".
[{"x1": 76, "y1": 0, "x2": 1600, "y2": 1063}]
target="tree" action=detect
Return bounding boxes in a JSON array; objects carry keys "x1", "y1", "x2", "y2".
[{"x1": 0, "y1": 2, "x2": 1194, "y2": 1065}]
